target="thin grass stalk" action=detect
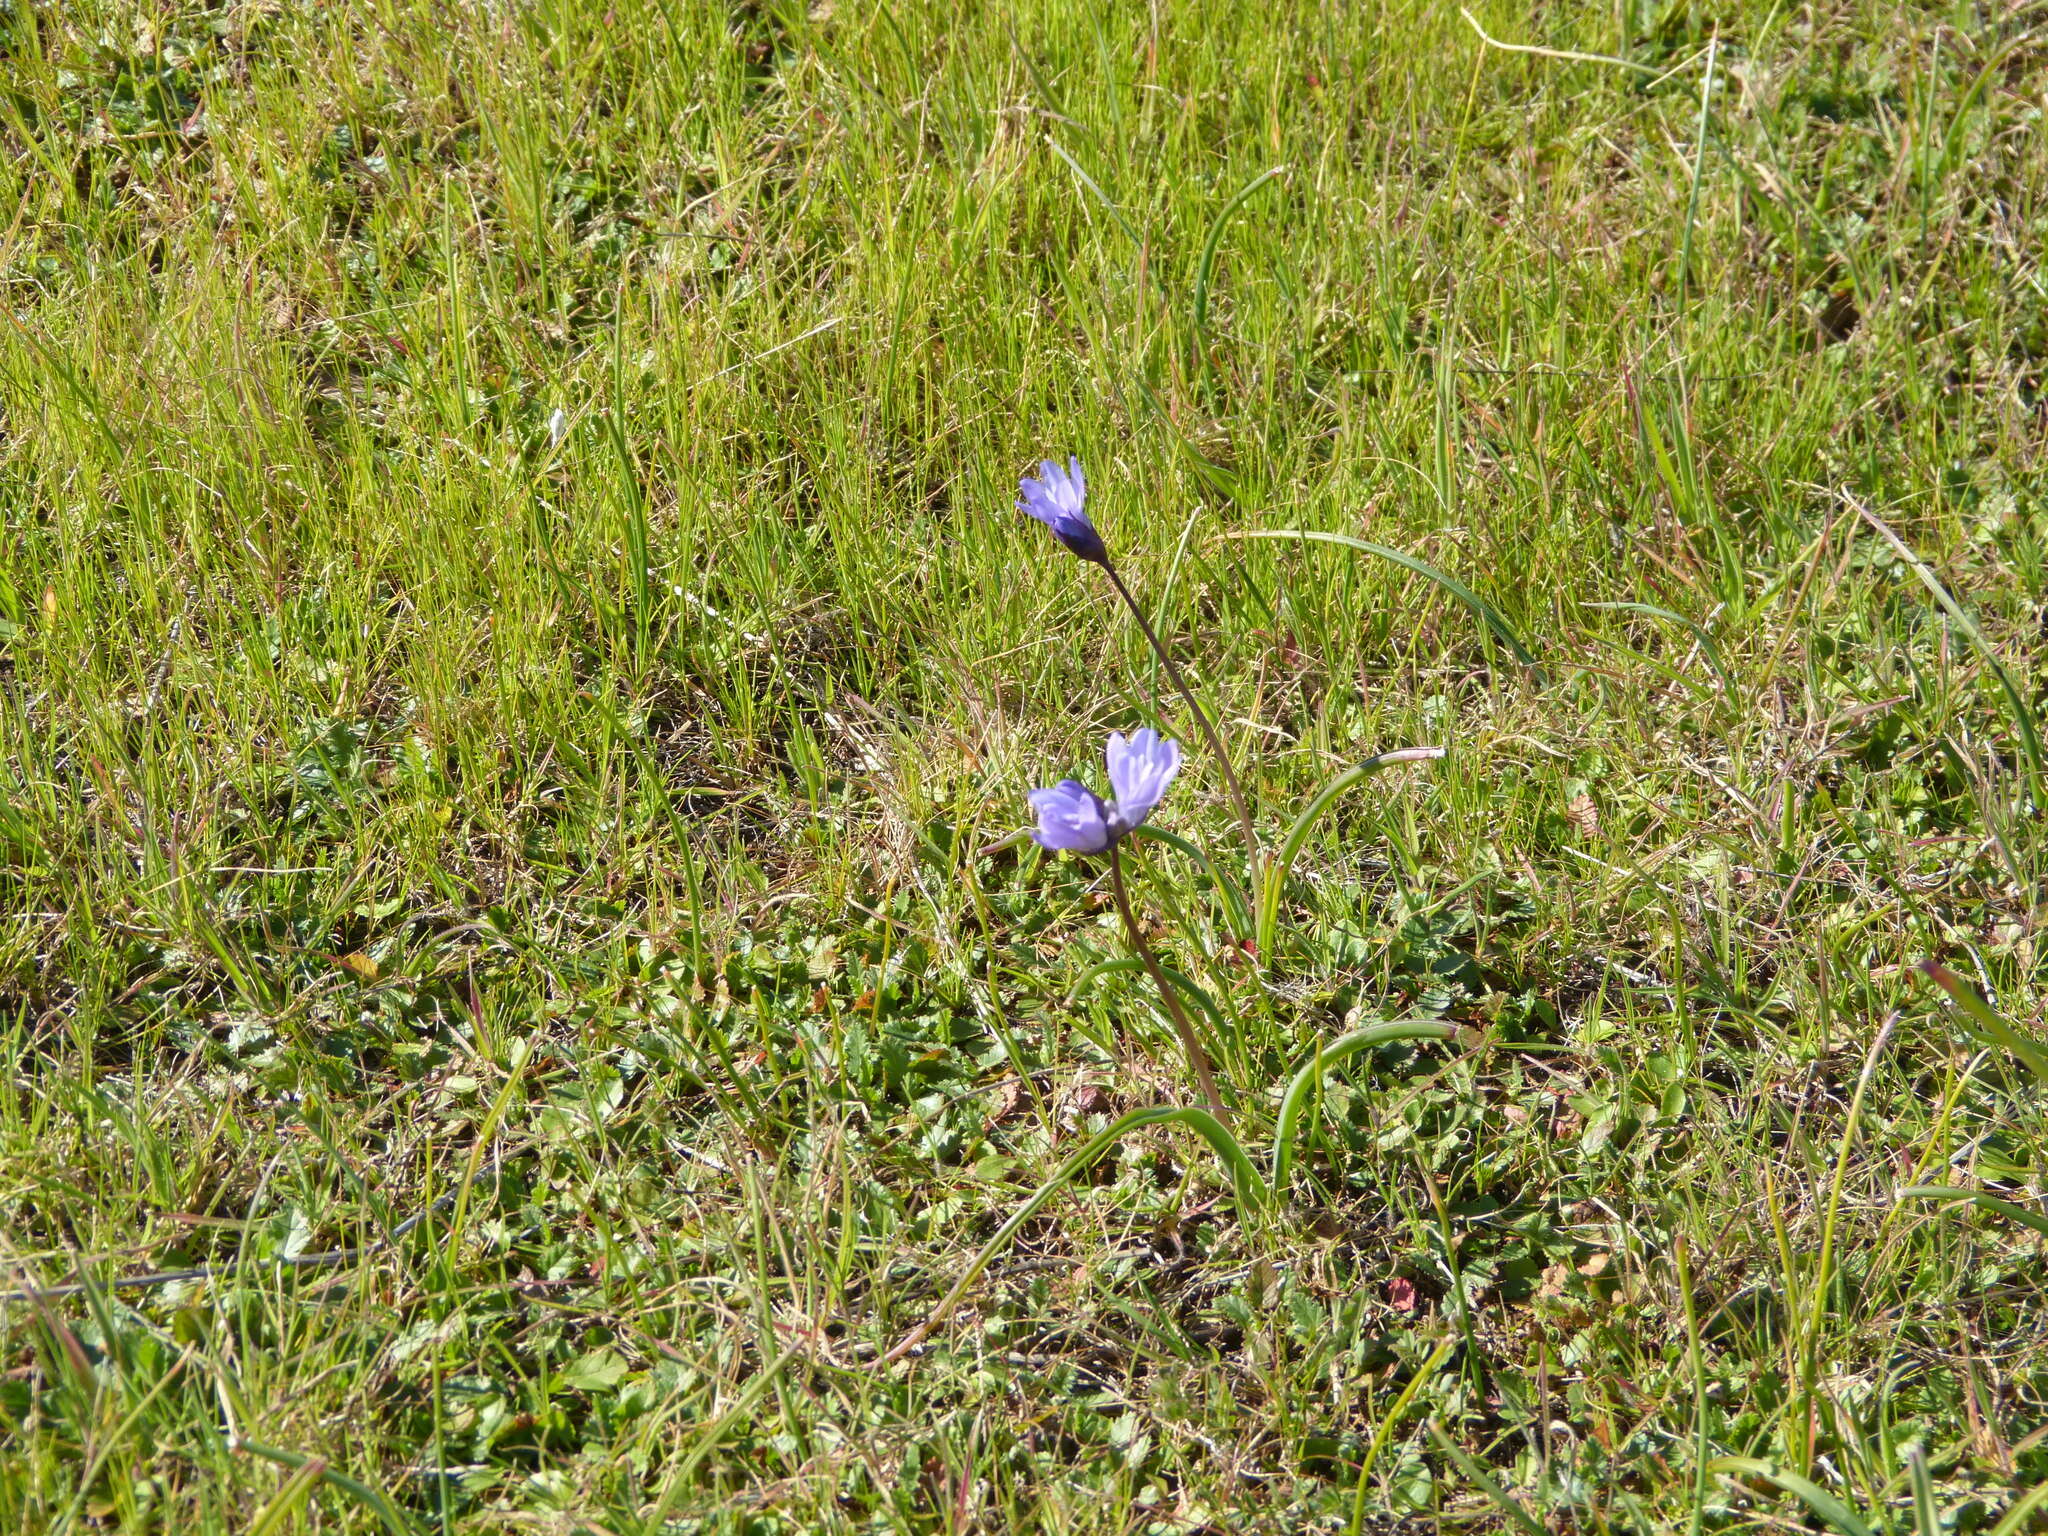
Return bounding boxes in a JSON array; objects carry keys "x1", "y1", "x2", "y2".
[
  {"x1": 231, "y1": 1440, "x2": 418, "y2": 1536},
  {"x1": 1101, "y1": 562, "x2": 1261, "y2": 878},
  {"x1": 1676, "y1": 1233, "x2": 1710, "y2": 1536},
  {"x1": 1346, "y1": 1333, "x2": 1460, "y2": 1535},
  {"x1": 1108, "y1": 842, "x2": 1227, "y2": 1122},
  {"x1": 1704, "y1": 1459, "x2": 1878, "y2": 1536},
  {"x1": 1796, "y1": 1015, "x2": 1895, "y2": 1474}
]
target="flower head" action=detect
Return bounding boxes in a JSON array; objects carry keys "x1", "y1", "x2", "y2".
[
  {"x1": 1018, "y1": 456, "x2": 1108, "y2": 565},
  {"x1": 1027, "y1": 778, "x2": 1112, "y2": 854},
  {"x1": 1103, "y1": 729, "x2": 1181, "y2": 836},
  {"x1": 1029, "y1": 729, "x2": 1182, "y2": 854}
]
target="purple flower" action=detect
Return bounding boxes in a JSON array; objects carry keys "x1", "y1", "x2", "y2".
[
  {"x1": 1018, "y1": 456, "x2": 1108, "y2": 565},
  {"x1": 1105, "y1": 728, "x2": 1180, "y2": 832},
  {"x1": 1027, "y1": 779, "x2": 1113, "y2": 854},
  {"x1": 1029, "y1": 729, "x2": 1182, "y2": 853}
]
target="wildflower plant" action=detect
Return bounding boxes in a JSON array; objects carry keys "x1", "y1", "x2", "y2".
[
  {"x1": 1027, "y1": 729, "x2": 1227, "y2": 1118},
  {"x1": 882, "y1": 456, "x2": 1457, "y2": 1362},
  {"x1": 1020, "y1": 458, "x2": 1260, "y2": 861}
]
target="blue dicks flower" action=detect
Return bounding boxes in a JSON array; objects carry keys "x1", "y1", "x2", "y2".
[
  {"x1": 1027, "y1": 778, "x2": 1112, "y2": 854},
  {"x1": 1029, "y1": 729, "x2": 1182, "y2": 853},
  {"x1": 1105, "y1": 728, "x2": 1180, "y2": 831},
  {"x1": 1018, "y1": 456, "x2": 1109, "y2": 565}
]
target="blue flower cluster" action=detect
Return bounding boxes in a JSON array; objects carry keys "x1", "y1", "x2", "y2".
[
  {"x1": 1027, "y1": 729, "x2": 1182, "y2": 853},
  {"x1": 1016, "y1": 459, "x2": 1183, "y2": 852}
]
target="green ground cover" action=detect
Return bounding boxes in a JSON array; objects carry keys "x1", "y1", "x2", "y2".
[{"x1": 3, "y1": 0, "x2": 2046, "y2": 1529}]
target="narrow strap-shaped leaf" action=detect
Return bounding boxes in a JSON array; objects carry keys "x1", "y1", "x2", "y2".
[
  {"x1": 1706, "y1": 1458, "x2": 1876, "y2": 1536},
  {"x1": 1067, "y1": 956, "x2": 1231, "y2": 1043},
  {"x1": 1258, "y1": 747, "x2": 1443, "y2": 957},
  {"x1": 1425, "y1": 1420, "x2": 1549, "y2": 1536},
  {"x1": 1235, "y1": 529, "x2": 1544, "y2": 678},
  {"x1": 1272, "y1": 1023, "x2": 1461, "y2": 1191},
  {"x1": 1909, "y1": 1446, "x2": 1940, "y2": 1536},
  {"x1": 1988, "y1": 1477, "x2": 2048, "y2": 1536},
  {"x1": 1045, "y1": 138, "x2": 1145, "y2": 250},
  {"x1": 1584, "y1": 600, "x2": 1733, "y2": 693},
  {"x1": 1193, "y1": 165, "x2": 1288, "y2": 367},
  {"x1": 1855, "y1": 500, "x2": 2044, "y2": 794},
  {"x1": 1129, "y1": 823, "x2": 1253, "y2": 936},
  {"x1": 1899, "y1": 1186, "x2": 2048, "y2": 1239},
  {"x1": 1919, "y1": 961, "x2": 2048, "y2": 1084},
  {"x1": 881, "y1": 1106, "x2": 1262, "y2": 1365},
  {"x1": 232, "y1": 1440, "x2": 419, "y2": 1536}
]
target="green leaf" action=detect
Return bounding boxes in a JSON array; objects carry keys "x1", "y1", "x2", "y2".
[
  {"x1": 232, "y1": 1440, "x2": 420, "y2": 1536},
  {"x1": 1908, "y1": 1446, "x2": 1940, "y2": 1536},
  {"x1": 1919, "y1": 962, "x2": 2048, "y2": 1084},
  {"x1": 1067, "y1": 957, "x2": 1230, "y2": 1044},
  {"x1": 1257, "y1": 747, "x2": 1444, "y2": 957},
  {"x1": 1233, "y1": 529, "x2": 1545, "y2": 678},
  {"x1": 1899, "y1": 1186, "x2": 2048, "y2": 1239},
  {"x1": 1192, "y1": 165, "x2": 1288, "y2": 369},
  {"x1": 1584, "y1": 600, "x2": 1733, "y2": 694},
  {"x1": 1988, "y1": 1479, "x2": 2048, "y2": 1536},
  {"x1": 1046, "y1": 137, "x2": 1144, "y2": 249},
  {"x1": 1707, "y1": 1457, "x2": 1875, "y2": 1536},
  {"x1": 1855, "y1": 501, "x2": 2044, "y2": 795},
  {"x1": 1271, "y1": 1022, "x2": 1463, "y2": 1192},
  {"x1": 1128, "y1": 823, "x2": 1252, "y2": 935},
  {"x1": 1425, "y1": 1420, "x2": 1548, "y2": 1536},
  {"x1": 561, "y1": 1348, "x2": 629, "y2": 1392}
]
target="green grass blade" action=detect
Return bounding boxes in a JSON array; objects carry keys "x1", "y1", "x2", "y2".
[
  {"x1": 1129, "y1": 823, "x2": 1253, "y2": 936},
  {"x1": 1989, "y1": 1478, "x2": 2048, "y2": 1536},
  {"x1": 1918, "y1": 962, "x2": 2048, "y2": 1084},
  {"x1": 243, "y1": 1456, "x2": 330, "y2": 1536},
  {"x1": 1706, "y1": 1458, "x2": 1876, "y2": 1536},
  {"x1": 1584, "y1": 600, "x2": 1733, "y2": 694},
  {"x1": 1854, "y1": 499, "x2": 2045, "y2": 796},
  {"x1": 1066, "y1": 957, "x2": 1147, "y2": 1003},
  {"x1": 1271, "y1": 1023, "x2": 1461, "y2": 1192},
  {"x1": 1348, "y1": 1334, "x2": 1460, "y2": 1532},
  {"x1": 1675, "y1": 39, "x2": 1719, "y2": 308},
  {"x1": 1045, "y1": 137, "x2": 1145, "y2": 249},
  {"x1": 1939, "y1": 36, "x2": 2031, "y2": 186},
  {"x1": 1233, "y1": 529, "x2": 1545, "y2": 679},
  {"x1": 1257, "y1": 747, "x2": 1444, "y2": 957},
  {"x1": 231, "y1": 1440, "x2": 419, "y2": 1536},
  {"x1": 882, "y1": 1106, "x2": 1261, "y2": 1364},
  {"x1": 1583, "y1": 632, "x2": 1721, "y2": 703},
  {"x1": 637, "y1": 1345, "x2": 797, "y2": 1534},
  {"x1": 607, "y1": 410, "x2": 652, "y2": 674},
  {"x1": 1066, "y1": 956, "x2": 1230, "y2": 1043},
  {"x1": 1899, "y1": 1187, "x2": 2048, "y2": 1240},
  {"x1": 1909, "y1": 1446, "x2": 1940, "y2": 1536},
  {"x1": 1192, "y1": 165, "x2": 1288, "y2": 369},
  {"x1": 1172, "y1": 1106, "x2": 1267, "y2": 1207},
  {"x1": 1425, "y1": 1419, "x2": 1549, "y2": 1536}
]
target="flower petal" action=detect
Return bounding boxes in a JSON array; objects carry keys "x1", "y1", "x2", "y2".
[
  {"x1": 1105, "y1": 728, "x2": 1180, "y2": 827},
  {"x1": 1028, "y1": 779, "x2": 1112, "y2": 853},
  {"x1": 1016, "y1": 456, "x2": 1108, "y2": 565}
]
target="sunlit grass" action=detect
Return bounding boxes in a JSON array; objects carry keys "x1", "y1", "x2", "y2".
[{"x1": 1, "y1": 0, "x2": 2044, "y2": 1530}]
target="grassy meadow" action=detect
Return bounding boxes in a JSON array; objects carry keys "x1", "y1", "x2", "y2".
[{"x1": 4, "y1": 0, "x2": 2048, "y2": 1529}]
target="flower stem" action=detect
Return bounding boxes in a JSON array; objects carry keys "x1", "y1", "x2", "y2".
[
  {"x1": 1102, "y1": 562, "x2": 1261, "y2": 881},
  {"x1": 1108, "y1": 842, "x2": 1228, "y2": 1124}
]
